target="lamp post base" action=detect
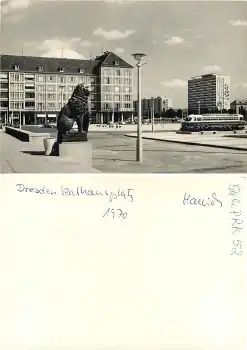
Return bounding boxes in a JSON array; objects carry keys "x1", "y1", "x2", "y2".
[{"x1": 136, "y1": 138, "x2": 143, "y2": 162}]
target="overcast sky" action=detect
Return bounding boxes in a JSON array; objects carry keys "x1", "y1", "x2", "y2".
[{"x1": 1, "y1": 0, "x2": 247, "y2": 108}]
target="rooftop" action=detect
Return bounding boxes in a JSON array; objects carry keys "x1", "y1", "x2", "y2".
[
  {"x1": 189, "y1": 73, "x2": 229, "y2": 80},
  {"x1": 0, "y1": 51, "x2": 133, "y2": 75},
  {"x1": 231, "y1": 100, "x2": 247, "y2": 104}
]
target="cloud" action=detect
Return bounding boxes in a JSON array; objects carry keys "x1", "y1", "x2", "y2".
[
  {"x1": 103, "y1": 0, "x2": 133, "y2": 4},
  {"x1": 93, "y1": 27, "x2": 135, "y2": 40},
  {"x1": 152, "y1": 40, "x2": 157, "y2": 44},
  {"x1": 229, "y1": 20, "x2": 247, "y2": 27},
  {"x1": 4, "y1": 12, "x2": 24, "y2": 22},
  {"x1": 37, "y1": 38, "x2": 85, "y2": 59},
  {"x1": 80, "y1": 40, "x2": 98, "y2": 47},
  {"x1": 238, "y1": 82, "x2": 247, "y2": 89},
  {"x1": 160, "y1": 79, "x2": 187, "y2": 89},
  {"x1": 203, "y1": 65, "x2": 222, "y2": 73},
  {"x1": 164, "y1": 36, "x2": 184, "y2": 46},
  {"x1": 1, "y1": 0, "x2": 32, "y2": 13},
  {"x1": 195, "y1": 34, "x2": 204, "y2": 39},
  {"x1": 1, "y1": 0, "x2": 133, "y2": 14},
  {"x1": 115, "y1": 47, "x2": 124, "y2": 54}
]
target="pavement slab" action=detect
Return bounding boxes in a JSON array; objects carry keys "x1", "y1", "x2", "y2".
[
  {"x1": 126, "y1": 132, "x2": 247, "y2": 151},
  {"x1": 1, "y1": 129, "x2": 247, "y2": 173},
  {"x1": 0, "y1": 131, "x2": 100, "y2": 173}
]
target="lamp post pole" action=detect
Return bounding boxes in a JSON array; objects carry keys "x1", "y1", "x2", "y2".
[
  {"x1": 112, "y1": 106, "x2": 114, "y2": 125},
  {"x1": 151, "y1": 98, "x2": 154, "y2": 133},
  {"x1": 137, "y1": 62, "x2": 142, "y2": 161},
  {"x1": 198, "y1": 101, "x2": 201, "y2": 114},
  {"x1": 60, "y1": 88, "x2": 63, "y2": 108},
  {"x1": 19, "y1": 106, "x2": 22, "y2": 129},
  {"x1": 132, "y1": 53, "x2": 146, "y2": 162}
]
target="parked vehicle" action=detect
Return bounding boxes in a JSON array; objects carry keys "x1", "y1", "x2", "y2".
[
  {"x1": 180, "y1": 114, "x2": 246, "y2": 132},
  {"x1": 43, "y1": 122, "x2": 56, "y2": 128}
]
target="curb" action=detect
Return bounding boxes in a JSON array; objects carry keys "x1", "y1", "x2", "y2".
[{"x1": 125, "y1": 134, "x2": 247, "y2": 152}]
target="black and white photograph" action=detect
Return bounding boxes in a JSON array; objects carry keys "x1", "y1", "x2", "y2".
[
  {"x1": 0, "y1": 2, "x2": 246, "y2": 350},
  {"x1": 0, "y1": 0, "x2": 247, "y2": 173}
]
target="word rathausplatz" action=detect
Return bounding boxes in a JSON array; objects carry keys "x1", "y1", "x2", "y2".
[{"x1": 229, "y1": 184, "x2": 244, "y2": 256}]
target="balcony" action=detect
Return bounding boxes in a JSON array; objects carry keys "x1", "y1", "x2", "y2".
[
  {"x1": 25, "y1": 101, "x2": 35, "y2": 110},
  {"x1": 0, "y1": 85, "x2": 9, "y2": 91},
  {"x1": 25, "y1": 93, "x2": 35, "y2": 100}
]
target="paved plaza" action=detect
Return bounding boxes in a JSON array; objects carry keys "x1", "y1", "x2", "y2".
[{"x1": 1, "y1": 126, "x2": 247, "y2": 173}]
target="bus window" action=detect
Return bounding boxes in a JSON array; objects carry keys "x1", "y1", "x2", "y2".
[{"x1": 185, "y1": 117, "x2": 192, "y2": 121}]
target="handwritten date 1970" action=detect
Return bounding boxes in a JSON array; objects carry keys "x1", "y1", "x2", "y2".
[{"x1": 103, "y1": 208, "x2": 128, "y2": 219}]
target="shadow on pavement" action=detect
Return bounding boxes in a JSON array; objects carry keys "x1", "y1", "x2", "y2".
[
  {"x1": 93, "y1": 157, "x2": 136, "y2": 162},
  {"x1": 21, "y1": 150, "x2": 45, "y2": 156}
]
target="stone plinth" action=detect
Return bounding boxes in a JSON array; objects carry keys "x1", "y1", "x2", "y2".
[
  {"x1": 60, "y1": 131, "x2": 87, "y2": 143},
  {"x1": 59, "y1": 141, "x2": 92, "y2": 167}
]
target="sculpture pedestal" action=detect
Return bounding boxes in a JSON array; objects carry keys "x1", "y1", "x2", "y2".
[
  {"x1": 60, "y1": 131, "x2": 87, "y2": 143},
  {"x1": 59, "y1": 141, "x2": 92, "y2": 167}
]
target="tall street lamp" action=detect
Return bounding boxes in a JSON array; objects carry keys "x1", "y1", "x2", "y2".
[{"x1": 132, "y1": 52, "x2": 146, "y2": 162}]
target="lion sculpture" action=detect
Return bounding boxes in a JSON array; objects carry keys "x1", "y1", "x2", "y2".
[{"x1": 57, "y1": 84, "x2": 92, "y2": 143}]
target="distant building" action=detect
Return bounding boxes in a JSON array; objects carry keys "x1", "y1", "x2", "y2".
[
  {"x1": 230, "y1": 100, "x2": 247, "y2": 115},
  {"x1": 0, "y1": 51, "x2": 134, "y2": 125},
  {"x1": 188, "y1": 73, "x2": 230, "y2": 113},
  {"x1": 134, "y1": 96, "x2": 172, "y2": 116}
]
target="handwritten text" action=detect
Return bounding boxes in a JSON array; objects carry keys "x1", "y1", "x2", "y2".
[
  {"x1": 183, "y1": 192, "x2": 223, "y2": 208},
  {"x1": 229, "y1": 184, "x2": 244, "y2": 256},
  {"x1": 15, "y1": 183, "x2": 135, "y2": 203}
]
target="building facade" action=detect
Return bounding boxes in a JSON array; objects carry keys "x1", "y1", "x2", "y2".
[
  {"x1": 230, "y1": 99, "x2": 247, "y2": 116},
  {"x1": 188, "y1": 73, "x2": 230, "y2": 113},
  {"x1": 134, "y1": 96, "x2": 172, "y2": 116},
  {"x1": 0, "y1": 51, "x2": 134, "y2": 125}
]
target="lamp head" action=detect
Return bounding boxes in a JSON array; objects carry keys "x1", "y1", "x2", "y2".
[{"x1": 132, "y1": 53, "x2": 146, "y2": 62}]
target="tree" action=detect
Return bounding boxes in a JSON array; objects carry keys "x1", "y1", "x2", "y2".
[
  {"x1": 176, "y1": 109, "x2": 183, "y2": 118},
  {"x1": 165, "y1": 108, "x2": 176, "y2": 119}
]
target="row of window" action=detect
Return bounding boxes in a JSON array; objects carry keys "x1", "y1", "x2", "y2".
[
  {"x1": 103, "y1": 95, "x2": 131, "y2": 101},
  {"x1": 103, "y1": 68, "x2": 131, "y2": 77},
  {"x1": 8, "y1": 73, "x2": 96, "y2": 84},
  {"x1": 36, "y1": 75, "x2": 96, "y2": 84},
  {"x1": 2, "y1": 82, "x2": 132, "y2": 93},
  {"x1": 103, "y1": 86, "x2": 132, "y2": 93},
  {"x1": 36, "y1": 103, "x2": 97, "y2": 111},
  {"x1": 7, "y1": 101, "x2": 133, "y2": 111},
  {"x1": 7, "y1": 92, "x2": 131, "y2": 101},
  {"x1": 8, "y1": 84, "x2": 131, "y2": 94},
  {"x1": 102, "y1": 103, "x2": 132, "y2": 109},
  {"x1": 102, "y1": 77, "x2": 132, "y2": 85},
  {"x1": 102, "y1": 82, "x2": 132, "y2": 92},
  {"x1": 9, "y1": 102, "x2": 35, "y2": 110}
]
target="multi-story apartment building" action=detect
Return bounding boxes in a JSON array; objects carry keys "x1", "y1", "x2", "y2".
[
  {"x1": 188, "y1": 73, "x2": 230, "y2": 113},
  {"x1": 153, "y1": 96, "x2": 172, "y2": 114},
  {"x1": 0, "y1": 51, "x2": 134, "y2": 125},
  {"x1": 230, "y1": 99, "x2": 247, "y2": 116},
  {"x1": 134, "y1": 96, "x2": 172, "y2": 116}
]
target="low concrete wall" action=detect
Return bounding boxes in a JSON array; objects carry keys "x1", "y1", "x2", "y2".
[
  {"x1": 59, "y1": 141, "x2": 92, "y2": 168},
  {"x1": 5, "y1": 126, "x2": 50, "y2": 143}
]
